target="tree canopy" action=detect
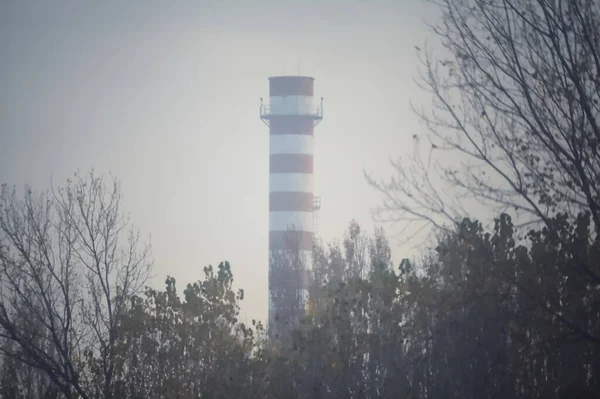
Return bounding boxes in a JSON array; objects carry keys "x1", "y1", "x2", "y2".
[{"x1": 3, "y1": 0, "x2": 600, "y2": 397}]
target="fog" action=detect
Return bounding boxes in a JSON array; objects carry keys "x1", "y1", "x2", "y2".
[
  {"x1": 0, "y1": 0, "x2": 437, "y2": 324},
  {"x1": 3, "y1": 2, "x2": 600, "y2": 398}
]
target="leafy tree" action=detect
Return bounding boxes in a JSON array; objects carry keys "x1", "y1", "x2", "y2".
[
  {"x1": 113, "y1": 262, "x2": 265, "y2": 399},
  {"x1": 267, "y1": 217, "x2": 599, "y2": 398},
  {"x1": 366, "y1": 0, "x2": 600, "y2": 355},
  {"x1": 2, "y1": 174, "x2": 597, "y2": 398},
  {"x1": 263, "y1": 222, "x2": 412, "y2": 399},
  {"x1": 404, "y1": 214, "x2": 600, "y2": 398},
  {"x1": 269, "y1": 246, "x2": 309, "y2": 344}
]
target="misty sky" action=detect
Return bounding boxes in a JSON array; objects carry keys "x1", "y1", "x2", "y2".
[{"x1": 1, "y1": 0, "x2": 440, "y2": 323}]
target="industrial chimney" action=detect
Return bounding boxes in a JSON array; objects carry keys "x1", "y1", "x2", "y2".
[{"x1": 260, "y1": 76, "x2": 323, "y2": 329}]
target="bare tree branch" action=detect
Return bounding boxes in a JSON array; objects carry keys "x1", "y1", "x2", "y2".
[{"x1": 0, "y1": 169, "x2": 152, "y2": 398}]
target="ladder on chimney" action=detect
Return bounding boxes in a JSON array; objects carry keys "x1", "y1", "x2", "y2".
[{"x1": 313, "y1": 196, "x2": 322, "y2": 245}]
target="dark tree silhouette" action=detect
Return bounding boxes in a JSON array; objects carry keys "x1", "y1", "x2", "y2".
[
  {"x1": 0, "y1": 171, "x2": 151, "y2": 399},
  {"x1": 368, "y1": 0, "x2": 600, "y2": 236}
]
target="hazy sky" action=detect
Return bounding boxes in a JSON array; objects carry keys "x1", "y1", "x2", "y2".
[{"x1": 1, "y1": 0, "x2": 440, "y2": 323}]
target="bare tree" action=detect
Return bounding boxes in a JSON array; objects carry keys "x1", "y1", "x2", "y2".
[
  {"x1": 0, "y1": 170, "x2": 152, "y2": 398},
  {"x1": 367, "y1": 0, "x2": 600, "y2": 237}
]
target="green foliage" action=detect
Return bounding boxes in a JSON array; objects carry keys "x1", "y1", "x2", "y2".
[
  {"x1": 1, "y1": 216, "x2": 598, "y2": 398},
  {"x1": 259, "y1": 216, "x2": 600, "y2": 398},
  {"x1": 111, "y1": 261, "x2": 264, "y2": 399}
]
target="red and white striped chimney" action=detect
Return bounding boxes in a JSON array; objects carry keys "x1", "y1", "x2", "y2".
[{"x1": 260, "y1": 76, "x2": 323, "y2": 325}]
